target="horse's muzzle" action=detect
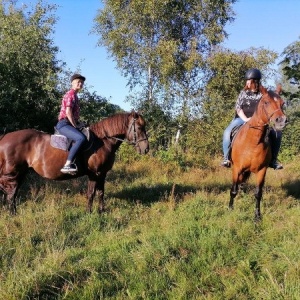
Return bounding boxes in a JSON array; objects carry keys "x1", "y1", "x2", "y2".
[
  {"x1": 274, "y1": 115, "x2": 287, "y2": 131},
  {"x1": 136, "y1": 140, "x2": 149, "y2": 154}
]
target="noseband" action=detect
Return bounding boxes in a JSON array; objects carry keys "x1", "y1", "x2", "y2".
[{"x1": 262, "y1": 102, "x2": 282, "y2": 124}]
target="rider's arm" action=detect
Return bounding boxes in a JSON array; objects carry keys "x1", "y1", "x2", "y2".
[
  {"x1": 66, "y1": 106, "x2": 77, "y2": 128},
  {"x1": 236, "y1": 108, "x2": 251, "y2": 122}
]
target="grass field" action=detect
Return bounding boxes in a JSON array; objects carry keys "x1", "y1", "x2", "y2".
[{"x1": 1, "y1": 155, "x2": 300, "y2": 299}]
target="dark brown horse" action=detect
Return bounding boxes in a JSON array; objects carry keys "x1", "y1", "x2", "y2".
[
  {"x1": 0, "y1": 111, "x2": 149, "y2": 214},
  {"x1": 229, "y1": 85, "x2": 286, "y2": 220}
]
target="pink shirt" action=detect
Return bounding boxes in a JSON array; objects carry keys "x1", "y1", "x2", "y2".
[{"x1": 58, "y1": 89, "x2": 80, "y2": 121}]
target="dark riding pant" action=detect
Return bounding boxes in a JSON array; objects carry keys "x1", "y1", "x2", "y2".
[
  {"x1": 56, "y1": 119, "x2": 86, "y2": 162},
  {"x1": 269, "y1": 129, "x2": 282, "y2": 160}
]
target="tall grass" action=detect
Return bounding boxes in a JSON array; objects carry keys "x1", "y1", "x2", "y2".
[{"x1": 1, "y1": 156, "x2": 300, "y2": 299}]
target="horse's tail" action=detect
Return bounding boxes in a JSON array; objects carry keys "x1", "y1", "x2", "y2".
[{"x1": 0, "y1": 129, "x2": 7, "y2": 142}]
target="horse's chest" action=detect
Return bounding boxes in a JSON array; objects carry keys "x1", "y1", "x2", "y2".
[{"x1": 88, "y1": 149, "x2": 115, "y2": 171}]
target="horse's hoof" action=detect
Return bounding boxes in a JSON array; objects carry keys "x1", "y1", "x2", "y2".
[
  {"x1": 254, "y1": 215, "x2": 262, "y2": 222},
  {"x1": 98, "y1": 208, "x2": 106, "y2": 214}
]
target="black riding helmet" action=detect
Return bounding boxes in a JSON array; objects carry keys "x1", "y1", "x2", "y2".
[
  {"x1": 245, "y1": 68, "x2": 261, "y2": 80},
  {"x1": 71, "y1": 73, "x2": 86, "y2": 82}
]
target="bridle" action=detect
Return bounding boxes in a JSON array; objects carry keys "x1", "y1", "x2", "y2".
[
  {"x1": 249, "y1": 96, "x2": 283, "y2": 130},
  {"x1": 109, "y1": 117, "x2": 148, "y2": 147},
  {"x1": 262, "y1": 101, "x2": 282, "y2": 125}
]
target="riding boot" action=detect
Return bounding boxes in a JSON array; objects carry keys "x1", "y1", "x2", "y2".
[
  {"x1": 221, "y1": 158, "x2": 231, "y2": 168},
  {"x1": 269, "y1": 159, "x2": 283, "y2": 170}
]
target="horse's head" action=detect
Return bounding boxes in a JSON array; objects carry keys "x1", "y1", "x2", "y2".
[
  {"x1": 126, "y1": 111, "x2": 149, "y2": 154},
  {"x1": 259, "y1": 85, "x2": 287, "y2": 131}
]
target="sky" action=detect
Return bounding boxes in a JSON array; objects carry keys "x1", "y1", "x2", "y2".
[{"x1": 20, "y1": 0, "x2": 300, "y2": 111}]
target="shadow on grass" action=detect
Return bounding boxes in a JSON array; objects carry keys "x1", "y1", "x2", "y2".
[
  {"x1": 109, "y1": 181, "x2": 233, "y2": 207},
  {"x1": 282, "y1": 179, "x2": 300, "y2": 200},
  {"x1": 110, "y1": 183, "x2": 196, "y2": 206}
]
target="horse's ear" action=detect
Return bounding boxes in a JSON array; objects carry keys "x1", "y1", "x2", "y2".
[
  {"x1": 259, "y1": 85, "x2": 268, "y2": 95},
  {"x1": 130, "y1": 110, "x2": 139, "y2": 118},
  {"x1": 275, "y1": 83, "x2": 282, "y2": 95}
]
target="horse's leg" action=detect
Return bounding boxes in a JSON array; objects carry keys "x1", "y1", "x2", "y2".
[
  {"x1": 229, "y1": 182, "x2": 239, "y2": 210},
  {"x1": 87, "y1": 179, "x2": 96, "y2": 213},
  {"x1": 229, "y1": 167, "x2": 242, "y2": 210},
  {"x1": 1, "y1": 171, "x2": 27, "y2": 214},
  {"x1": 6, "y1": 184, "x2": 18, "y2": 215},
  {"x1": 1, "y1": 192, "x2": 7, "y2": 209},
  {"x1": 254, "y1": 169, "x2": 267, "y2": 221},
  {"x1": 96, "y1": 173, "x2": 107, "y2": 214}
]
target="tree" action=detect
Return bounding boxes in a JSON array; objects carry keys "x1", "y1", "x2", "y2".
[
  {"x1": 79, "y1": 90, "x2": 123, "y2": 124},
  {"x1": 280, "y1": 38, "x2": 300, "y2": 102},
  {"x1": 278, "y1": 38, "x2": 300, "y2": 157},
  {"x1": 0, "y1": 0, "x2": 62, "y2": 132},
  {"x1": 93, "y1": 0, "x2": 237, "y2": 118}
]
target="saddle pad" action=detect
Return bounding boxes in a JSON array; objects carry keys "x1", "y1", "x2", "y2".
[{"x1": 50, "y1": 134, "x2": 71, "y2": 151}]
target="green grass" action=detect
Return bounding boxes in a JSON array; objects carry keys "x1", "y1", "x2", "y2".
[{"x1": 1, "y1": 156, "x2": 300, "y2": 299}]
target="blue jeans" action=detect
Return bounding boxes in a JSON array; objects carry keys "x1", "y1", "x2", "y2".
[
  {"x1": 56, "y1": 119, "x2": 86, "y2": 163},
  {"x1": 222, "y1": 117, "x2": 282, "y2": 161},
  {"x1": 223, "y1": 117, "x2": 245, "y2": 160}
]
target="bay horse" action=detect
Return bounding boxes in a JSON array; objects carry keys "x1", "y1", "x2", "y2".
[
  {"x1": 229, "y1": 85, "x2": 286, "y2": 220},
  {"x1": 0, "y1": 111, "x2": 149, "y2": 215}
]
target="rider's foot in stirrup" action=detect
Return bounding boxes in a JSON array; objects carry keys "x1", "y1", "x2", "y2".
[
  {"x1": 269, "y1": 159, "x2": 283, "y2": 170},
  {"x1": 60, "y1": 163, "x2": 77, "y2": 174},
  {"x1": 221, "y1": 159, "x2": 231, "y2": 168}
]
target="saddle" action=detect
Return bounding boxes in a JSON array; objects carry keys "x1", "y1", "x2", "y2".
[
  {"x1": 228, "y1": 124, "x2": 243, "y2": 160},
  {"x1": 50, "y1": 127, "x2": 90, "y2": 151}
]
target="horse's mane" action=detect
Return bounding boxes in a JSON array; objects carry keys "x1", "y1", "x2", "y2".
[
  {"x1": 260, "y1": 84, "x2": 282, "y2": 99},
  {"x1": 268, "y1": 90, "x2": 279, "y2": 98},
  {"x1": 0, "y1": 134, "x2": 5, "y2": 142},
  {"x1": 89, "y1": 112, "x2": 131, "y2": 138}
]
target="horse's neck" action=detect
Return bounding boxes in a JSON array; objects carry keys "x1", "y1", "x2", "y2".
[
  {"x1": 248, "y1": 114, "x2": 266, "y2": 128},
  {"x1": 92, "y1": 122, "x2": 127, "y2": 140},
  {"x1": 246, "y1": 113, "x2": 269, "y2": 143},
  {"x1": 104, "y1": 137, "x2": 123, "y2": 150},
  {"x1": 91, "y1": 116, "x2": 129, "y2": 152}
]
